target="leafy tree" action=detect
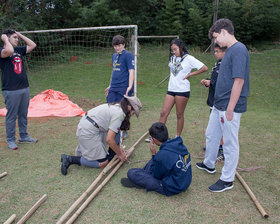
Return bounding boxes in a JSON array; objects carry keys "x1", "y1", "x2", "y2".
[
  {"x1": 0, "y1": 0, "x2": 279, "y2": 46},
  {"x1": 161, "y1": 0, "x2": 184, "y2": 36},
  {"x1": 182, "y1": 0, "x2": 212, "y2": 46}
]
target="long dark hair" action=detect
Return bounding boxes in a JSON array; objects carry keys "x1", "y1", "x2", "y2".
[
  {"x1": 169, "y1": 38, "x2": 188, "y2": 61},
  {"x1": 119, "y1": 98, "x2": 132, "y2": 130}
]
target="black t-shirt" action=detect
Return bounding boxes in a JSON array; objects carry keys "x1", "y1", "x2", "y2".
[{"x1": 0, "y1": 46, "x2": 29, "y2": 91}]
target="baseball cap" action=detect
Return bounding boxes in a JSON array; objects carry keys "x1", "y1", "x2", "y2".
[{"x1": 123, "y1": 95, "x2": 142, "y2": 117}]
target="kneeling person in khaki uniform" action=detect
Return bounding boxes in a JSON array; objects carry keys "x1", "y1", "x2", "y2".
[{"x1": 60, "y1": 95, "x2": 142, "y2": 175}]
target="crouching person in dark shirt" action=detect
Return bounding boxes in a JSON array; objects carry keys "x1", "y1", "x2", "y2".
[{"x1": 121, "y1": 122, "x2": 192, "y2": 196}]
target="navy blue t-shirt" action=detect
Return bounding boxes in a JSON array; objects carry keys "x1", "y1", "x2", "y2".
[
  {"x1": 0, "y1": 46, "x2": 29, "y2": 91},
  {"x1": 214, "y1": 42, "x2": 250, "y2": 113},
  {"x1": 110, "y1": 50, "x2": 134, "y2": 89}
]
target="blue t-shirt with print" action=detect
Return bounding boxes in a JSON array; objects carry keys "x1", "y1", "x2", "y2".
[
  {"x1": 0, "y1": 46, "x2": 29, "y2": 91},
  {"x1": 214, "y1": 42, "x2": 250, "y2": 113},
  {"x1": 110, "y1": 50, "x2": 134, "y2": 89}
]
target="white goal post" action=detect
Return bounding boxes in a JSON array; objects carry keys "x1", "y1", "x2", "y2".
[{"x1": 20, "y1": 25, "x2": 139, "y2": 97}]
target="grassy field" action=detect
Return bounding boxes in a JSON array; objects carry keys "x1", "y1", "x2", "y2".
[{"x1": 0, "y1": 43, "x2": 279, "y2": 223}]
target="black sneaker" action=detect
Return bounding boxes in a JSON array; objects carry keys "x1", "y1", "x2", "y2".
[
  {"x1": 209, "y1": 179, "x2": 233, "y2": 192},
  {"x1": 196, "y1": 162, "x2": 216, "y2": 174},
  {"x1": 121, "y1": 178, "x2": 144, "y2": 189}
]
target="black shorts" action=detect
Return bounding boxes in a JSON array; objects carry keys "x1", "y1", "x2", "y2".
[{"x1": 167, "y1": 91, "x2": 190, "y2": 98}]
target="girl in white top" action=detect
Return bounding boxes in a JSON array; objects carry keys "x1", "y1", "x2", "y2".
[{"x1": 159, "y1": 39, "x2": 208, "y2": 137}]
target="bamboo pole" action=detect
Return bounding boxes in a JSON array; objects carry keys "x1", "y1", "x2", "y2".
[
  {"x1": 0, "y1": 171, "x2": 8, "y2": 179},
  {"x1": 16, "y1": 194, "x2": 47, "y2": 224},
  {"x1": 56, "y1": 156, "x2": 119, "y2": 224},
  {"x1": 65, "y1": 131, "x2": 148, "y2": 224},
  {"x1": 235, "y1": 171, "x2": 269, "y2": 218},
  {"x1": 3, "y1": 214, "x2": 16, "y2": 224}
]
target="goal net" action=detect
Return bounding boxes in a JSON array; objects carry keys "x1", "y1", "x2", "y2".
[
  {"x1": 137, "y1": 35, "x2": 179, "y2": 88},
  {"x1": 20, "y1": 25, "x2": 138, "y2": 102}
]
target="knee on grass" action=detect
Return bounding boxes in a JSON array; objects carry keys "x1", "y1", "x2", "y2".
[{"x1": 80, "y1": 157, "x2": 108, "y2": 168}]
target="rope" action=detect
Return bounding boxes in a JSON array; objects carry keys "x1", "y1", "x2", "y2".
[
  {"x1": 193, "y1": 85, "x2": 207, "y2": 151},
  {"x1": 127, "y1": 159, "x2": 150, "y2": 164},
  {"x1": 236, "y1": 166, "x2": 264, "y2": 172}
]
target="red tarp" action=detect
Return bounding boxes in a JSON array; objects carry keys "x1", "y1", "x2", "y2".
[{"x1": 0, "y1": 89, "x2": 85, "y2": 117}]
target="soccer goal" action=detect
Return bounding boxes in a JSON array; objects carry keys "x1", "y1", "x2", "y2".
[{"x1": 20, "y1": 25, "x2": 138, "y2": 100}]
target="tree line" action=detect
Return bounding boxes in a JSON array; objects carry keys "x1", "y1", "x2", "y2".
[{"x1": 1, "y1": 0, "x2": 279, "y2": 47}]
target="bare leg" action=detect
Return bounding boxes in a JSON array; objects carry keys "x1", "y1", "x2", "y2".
[
  {"x1": 175, "y1": 95, "x2": 189, "y2": 136},
  {"x1": 159, "y1": 94, "x2": 175, "y2": 124}
]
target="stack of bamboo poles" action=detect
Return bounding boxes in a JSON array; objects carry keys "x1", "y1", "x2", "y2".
[{"x1": 56, "y1": 131, "x2": 148, "y2": 224}]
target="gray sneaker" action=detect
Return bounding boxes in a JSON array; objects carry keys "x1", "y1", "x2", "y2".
[
  {"x1": 7, "y1": 141, "x2": 18, "y2": 150},
  {"x1": 18, "y1": 137, "x2": 38, "y2": 143}
]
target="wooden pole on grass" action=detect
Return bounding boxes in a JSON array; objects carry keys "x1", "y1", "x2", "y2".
[
  {"x1": 16, "y1": 194, "x2": 47, "y2": 224},
  {"x1": 65, "y1": 131, "x2": 148, "y2": 224},
  {"x1": 3, "y1": 214, "x2": 16, "y2": 224},
  {"x1": 56, "y1": 156, "x2": 119, "y2": 224},
  {"x1": 235, "y1": 171, "x2": 269, "y2": 218},
  {"x1": 0, "y1": 171, "x2": 8, "y2": 179}
]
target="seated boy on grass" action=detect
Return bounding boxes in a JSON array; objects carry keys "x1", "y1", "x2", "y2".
[{"x1": 121, "y1": 122, "x2": 192, "y2": 196}]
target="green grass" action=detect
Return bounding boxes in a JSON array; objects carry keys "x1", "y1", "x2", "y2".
[{"x1": 0, "y1": 44, "x2": 279, "y2": 223}]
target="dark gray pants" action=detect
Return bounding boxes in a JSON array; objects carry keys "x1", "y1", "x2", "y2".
[{"x1": 2, "y1": 87, "x2": 30, "y2": 142}]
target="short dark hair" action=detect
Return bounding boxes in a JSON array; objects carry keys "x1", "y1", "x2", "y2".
[
  {"x1": 2, "y1": 29, "x2": 16, "y2": 38},
  {"x1": 214, "y1": 43, "x2": 227, "y2": 52},
  {"x1": 208, "y1": 18, "x2": 234, "y2": 39},
  {"x1": 170, "y1": 38, "x2": 188, "y2": 60},
  {"x1": 149, "y1": 122, "x2": 169, "y2": 143},
  {"x1": 112, "y1": 35, "x2": 126, "y2": 46}
]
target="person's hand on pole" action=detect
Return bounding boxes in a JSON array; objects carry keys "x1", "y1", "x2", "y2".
[{"x1": 118, "y1": 147, "x2": 127, "y2": 162}]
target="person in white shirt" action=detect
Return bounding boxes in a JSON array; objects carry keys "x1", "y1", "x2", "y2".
[{"x1": 159, "y1": 38, "x2": 208, "y2": 137}]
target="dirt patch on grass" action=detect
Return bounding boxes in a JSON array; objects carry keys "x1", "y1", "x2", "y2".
[{"x1": 70, "y1": 97, "x2": 102, "y2": 112}]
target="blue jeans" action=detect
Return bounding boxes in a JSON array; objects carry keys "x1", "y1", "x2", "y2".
[
  {"x1": 127, "y1": 160, "x2": 175, "y2": 196},
  {"x1": 2, "y1": 87, "x2": 30, "y2": 142}
]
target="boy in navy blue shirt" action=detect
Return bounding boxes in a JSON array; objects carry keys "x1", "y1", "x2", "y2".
[
  {"x1": 121, "y1": 122, "x2": 192, "y2": 196},
  {"x1": 104, "y1": 35, "x2": 135, "y2": 151},
  {"x1": 105, "y1": 35, "x2": 135, "y2": 103}
]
